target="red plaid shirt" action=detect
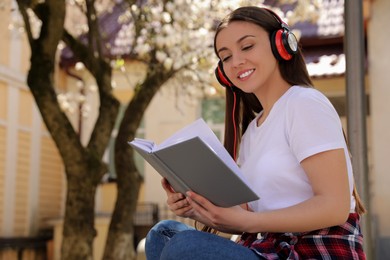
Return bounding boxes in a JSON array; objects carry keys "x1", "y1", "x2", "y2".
[{"x1": 237, "y1": 213, "x2": 365, "y2": 259}]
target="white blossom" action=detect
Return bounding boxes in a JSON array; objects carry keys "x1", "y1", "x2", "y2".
[
  {"x1": 54, "y1": 0, "x2": 325, "y2": 115},
  {"x1": 164, "y1": 58, "x2": 173, "y2": 71},
  {"x1": 156, "y1": 51, "x2": 168, "y2": 63}
]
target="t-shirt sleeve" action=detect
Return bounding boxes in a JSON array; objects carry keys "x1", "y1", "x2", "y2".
[{"x1": 286, "y1": 89, "x2": 346, "y2": 162}]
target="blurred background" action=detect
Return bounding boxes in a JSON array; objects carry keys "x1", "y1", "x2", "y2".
[{"x1": 0, "y1": 0, "x2": 388, "y2": 259}]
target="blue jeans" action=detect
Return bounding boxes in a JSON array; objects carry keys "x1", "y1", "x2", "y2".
[{"x1": 145, "y1": 220, "x2": 259, "y2": 260}]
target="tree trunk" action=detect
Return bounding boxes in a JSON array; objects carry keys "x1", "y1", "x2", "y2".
[
  {"x1": 102, "y1": 162, "x2": 141, "y2": 260},
  {"x1": 103, "y1": 112, "x2": 142, "y2": 259},
  {"x1": 103, "y1": 66, "x2": 174, "y2": 259},
  {"x1": 61, "y1": 168, "x2": 100, "y2": 260},
  {"x1": 17, "y1": 1, "x2": 119, "y2": 259}
]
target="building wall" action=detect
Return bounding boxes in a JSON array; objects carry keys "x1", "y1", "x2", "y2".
[
  {"x1": 368, "y1": 0, "x2": 390, "y2": 258},
  {"x1": 0, "y1": 79, "x2": 65, "y2": 238},
  {"x1": 0, "y1": 81, "x2": 7, "y2": 235},
  {"x1": 0, "y1": 0, "x2": 65, "y2": 239}
]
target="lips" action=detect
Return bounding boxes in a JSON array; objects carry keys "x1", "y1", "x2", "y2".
[{"x1": 238, "y1": 69, "x2": 255, "y2": 79}]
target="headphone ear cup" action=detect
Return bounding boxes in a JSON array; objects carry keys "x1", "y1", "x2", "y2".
[
  {"x1": 281, "y1": 30, "x2": 298, "y2": 56},
  {"x1": 215, "y1": 61, "x2": 234, "y2": 88},
  {"x1": 270, "y1": 29, "x2": 293, "y2": 61},
  {"x1": 270, "y1": 30, "x2": 283, "y2": 61}
]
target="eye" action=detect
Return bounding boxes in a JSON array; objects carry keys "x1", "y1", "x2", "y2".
[
  {"x1": 242, "y1": 44, "x2": 254, "y2": 51},
  {"x1": 221, "y1": 55, "x2": 231, "y2": 62}
]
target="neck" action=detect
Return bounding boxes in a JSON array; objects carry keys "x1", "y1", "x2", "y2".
[
  {"x1": 256, "y1": 81, "x2": 291, "y2": 113},
  {"x1": 254, "y1": 78, "x2": 291, "y2": 127}
]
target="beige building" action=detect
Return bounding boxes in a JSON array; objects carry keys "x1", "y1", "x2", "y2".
[
  {"x1": 0, "y1": 4, "x2": 65, "y2": 260},
  {"x1": 0, "y1": 0, "x2": 389, "y2": 259}
]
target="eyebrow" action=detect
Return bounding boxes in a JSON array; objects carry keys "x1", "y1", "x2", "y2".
[{"x1": 217, "y1": 35, "x2": 256, "y2": 55}]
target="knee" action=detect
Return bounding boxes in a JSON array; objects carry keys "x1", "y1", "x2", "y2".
[
  {"x1": 160, "y1": 230, "x2": 203, "y2": 259},
  {"x1": 147, "y1": 220, "x2": 186, "y2": 237},
  {"x1": 146, "y1": 220, "x2": 192, "y2": 246},
  {"x1": 149, "y1": 219, "x2": 182, "y2": 233},
  {"x1": 146, "y1": 220, "x2": 174, "y2": 244},
  {"x1": 145, "y1": 220, "x2": 193, "y2": 260}
]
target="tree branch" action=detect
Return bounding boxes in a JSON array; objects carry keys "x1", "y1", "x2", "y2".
[
  {"x1": 85, "y1": 0, "x2": 103, "y2": 58},
  {"x1": 15, "y1": 0, "x2": 34, "y2": 46}
]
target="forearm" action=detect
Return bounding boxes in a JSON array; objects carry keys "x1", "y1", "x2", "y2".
[{"x1": 244, "y1": 194, "x2": 350, "y2": 233}]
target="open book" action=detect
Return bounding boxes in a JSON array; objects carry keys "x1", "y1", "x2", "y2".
[{"x1": 129, "y1": 118, "x2": 259, "y2": 207}]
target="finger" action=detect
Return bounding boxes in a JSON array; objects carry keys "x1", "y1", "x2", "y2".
[
  {"x1": 186, "y1": 194, "x2": 202, "y2": 208},
  {"x1": 168, "y1": 196, "x2": 189, "y2": 210},
  {"x1": 168, "y1": 198, "x2": 195, "y2": 218},
  {"x1": 172, "y1": 202, "x2": 192, "y2": 213},
  {"x1": 186, "y1": 191, "x2": 210, "y2": 208},
  {"x1": 161, "y1": 178, "x2": 176, "y2": 194},
  {"x1": 174, "y1": 206, "x2": 195, "y2": 218},
  {"x1": 167, "y1": 191, "x2": 186, "y2": 205},
  {"x1": 186, "y1": 192, "x2": 222, "y2": 223},
  {"x1": 186, "y1": 194, "x2": 210, "y2": 217}
]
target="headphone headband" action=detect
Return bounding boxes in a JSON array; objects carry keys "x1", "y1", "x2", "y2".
[{"x1": 262, "y1": 7, "x2": 289, "y2": 29}]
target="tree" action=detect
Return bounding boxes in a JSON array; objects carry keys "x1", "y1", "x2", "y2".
[
  {"x1": 15, "y1": 0, "x2": 217, "y2": 258},
  {"x1": 102, "y1": 1, "x2": 221, "y2": 258},
  {"x1": 16, "y1": 0, "x2": 120, "y2": 259},
  {"x1": 15, "y1": 0, "x2": 320, "y2": 259}
]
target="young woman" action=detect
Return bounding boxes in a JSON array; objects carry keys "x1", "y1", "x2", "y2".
[{"x1": 145, "y1": 6, "x2": 366, "y2": 259}]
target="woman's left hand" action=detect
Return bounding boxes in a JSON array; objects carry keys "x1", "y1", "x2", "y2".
[{"x1": 186, "y1": 191, "x2": 249, "y2": 234}]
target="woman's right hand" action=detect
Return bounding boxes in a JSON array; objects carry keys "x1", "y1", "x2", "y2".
[{"x1": 161, "y1": 178, "x2": 195, "y2": 218}]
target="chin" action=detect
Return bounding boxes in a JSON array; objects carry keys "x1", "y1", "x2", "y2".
[{"x1": 237, "y1": 86, "x2": 256, "y2": 94}]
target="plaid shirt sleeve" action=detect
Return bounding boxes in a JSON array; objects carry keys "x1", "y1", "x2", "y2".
[{"x1": 237, "y1": 213, "x2": 366, "y2": 259}]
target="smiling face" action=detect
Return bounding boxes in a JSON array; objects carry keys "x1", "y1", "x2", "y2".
[{"x1": 215, "y1": 21, "x2": 283, "y2": 96}]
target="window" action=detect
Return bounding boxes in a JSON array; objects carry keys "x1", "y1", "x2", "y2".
[{"x1": 201, "y1": 98, "x2": 225, "y2": 142}]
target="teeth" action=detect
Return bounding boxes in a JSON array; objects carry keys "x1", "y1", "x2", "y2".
[{"x1": 239, "y1": 69, "x2": 254, "y2": 79}]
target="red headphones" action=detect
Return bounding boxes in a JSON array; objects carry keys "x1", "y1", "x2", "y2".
[
  {"x1": 215, "y1": 8, "x2": 298, "y2": 88},
  {"x1": 215, "y1": 60, "x2": 234, "y2": 89},
  {"x1": 269, "y1": 8, "x2": 298, "y2": 61}
]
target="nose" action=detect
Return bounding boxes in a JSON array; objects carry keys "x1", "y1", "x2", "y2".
[{"x1": 231, "y1": 53, "x2": 246, "y2": 68}]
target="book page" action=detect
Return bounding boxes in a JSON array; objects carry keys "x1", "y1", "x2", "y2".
[
  {"x1": 157, "y1": 118, "x2": 214, "y2": 149},
  {"x1": 130, "y1": 138, "x2": 156, "y2": 152}
]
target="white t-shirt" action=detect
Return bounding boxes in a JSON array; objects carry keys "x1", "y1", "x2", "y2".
[{"x1": 238, "y1": 86, "x2": 356, "y2": 213}]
